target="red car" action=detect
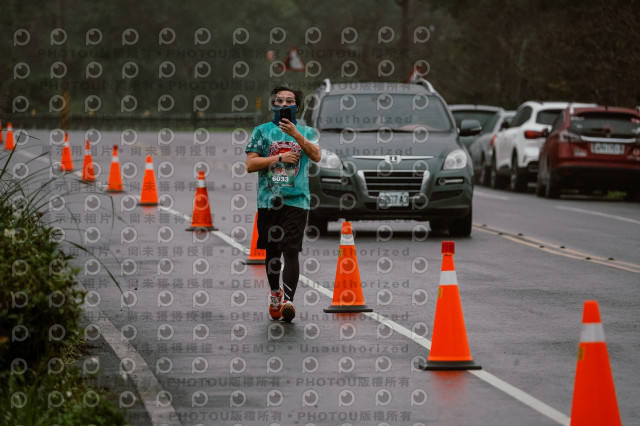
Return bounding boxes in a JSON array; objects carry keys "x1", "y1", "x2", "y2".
[{"x1": 536, "y1": 105, "x2": 640, "y2": 199}]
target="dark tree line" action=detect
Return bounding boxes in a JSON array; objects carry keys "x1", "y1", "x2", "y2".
[{"x1": 1, "y1": 0, "x2": 638, "y2": 125}]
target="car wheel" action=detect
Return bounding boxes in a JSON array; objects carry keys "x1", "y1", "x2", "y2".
[
  {"x1": 490, "y1": 156, "x2": 506, "y2": 189},
  {"x1": 578, "y1": 186, "x2": 593, "y2": 196},
  {"x1": 449, "y1": 207, "x2": 472, "y2": 237},
  {"x1": 509, "y1": 153, "x2": 527, "y2": 192},
  {"x1": 307, "y1": 213, "x2": 329, "y2": 236},
  {"x1": 545, "y1": 176, "x2": 560, "y2": 199},
  {"x1": 535, "y1": 174, "x2": 545, "y2": 197},
  {"x1": 429, "y1": 219, "x2": 448, "y2": 234},
  {"x1": 479, "y1": 156, "x2": 491, "y2": 187}
]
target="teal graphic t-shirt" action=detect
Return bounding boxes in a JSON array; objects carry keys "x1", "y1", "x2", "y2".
[{"x1": 246, "y1": 122, "x2": 319, "y2": 210}]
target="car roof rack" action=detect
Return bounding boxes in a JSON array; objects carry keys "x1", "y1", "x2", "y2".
[
  {"x1": 409, "y1": 75, "x2": 436, "y2": 93},
  {"x1": 321, "y1": 78, "x2": 331, "y2": 93}
]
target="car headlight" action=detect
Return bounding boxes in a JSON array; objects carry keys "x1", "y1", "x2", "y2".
[
  {"x1": 443, "y1": 149, "x2": 468, "y2": 170},
  {"x1": 318, "y1": 149, "x2": 342, "y2": 169}
]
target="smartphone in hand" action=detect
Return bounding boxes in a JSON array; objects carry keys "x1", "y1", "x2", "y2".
[{"x1": 279, "y1": 108, "x2": 292, "y2": 122}]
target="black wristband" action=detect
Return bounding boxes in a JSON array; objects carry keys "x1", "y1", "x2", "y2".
[{"x1": 279, "y1": 154, "x2": 282, "y2": 162}]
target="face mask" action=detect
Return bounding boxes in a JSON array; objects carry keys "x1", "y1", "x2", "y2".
[{"x1": 272, "y1": 105, "x2": 298, "y2": 125}]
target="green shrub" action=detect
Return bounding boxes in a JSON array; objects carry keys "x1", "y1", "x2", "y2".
[
  {"x1": 1, "y1": 147, "x2": 125, "y2": 425},
  {"x1": 0, "y1": 160, "x2": 84, "y2": 368},
  {"x1": 0, "y1": 338, "x2": 124, "y2": 425}
]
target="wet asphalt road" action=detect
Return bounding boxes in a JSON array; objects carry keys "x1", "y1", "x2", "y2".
[{"x1": 5, "y1": 129, "x2": 639, "y2": 426}]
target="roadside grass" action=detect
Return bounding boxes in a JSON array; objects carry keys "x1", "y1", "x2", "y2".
[{"x1": 0, "y1": 145, "x2": 127, "y2": 425}]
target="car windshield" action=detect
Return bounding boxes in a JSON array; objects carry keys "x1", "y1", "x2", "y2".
[
  {"x1": 570, "y1": 113, "x2": 640, "y2": 137},
  {"x1": 318, "y1": 94, "x2": 453, "y2": 131},
  {"x1": 536, "y1": 109, "x2": 563, "y2": 125},
  {"x1": 451, "y1": 110, "x2": 498, "y2": 130}
]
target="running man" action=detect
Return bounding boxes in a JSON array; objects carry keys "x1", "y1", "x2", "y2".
[{"x1": 245, "y1": 85, "x2": 321, "y2": 322}]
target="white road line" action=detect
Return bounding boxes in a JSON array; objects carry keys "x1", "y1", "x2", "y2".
[
  {"x1": 474, "y1": 189, "x2": 511, "y2": 201},
  {"x1": 78, "y1": 285, "x2": 179, "y2": 426},
  {"x1": 470, "y1": 370, "x2": 570, "y2": 425},
  {"x1": 298, "y1": 255, "x2": 569, "y2": 425},
  {"x1": 14, "y1": 147, "x2": 570, "y2": 425},
  {"x1": 557, "y1": 205, "x2": 640, "y2": 226}
]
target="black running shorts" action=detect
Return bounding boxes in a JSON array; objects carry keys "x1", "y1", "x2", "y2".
[{"x1": 256, "y1": 205, "x2": 308, "y2": 255}]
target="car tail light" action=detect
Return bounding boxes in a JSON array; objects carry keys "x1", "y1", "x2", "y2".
[
  {"x1": 524, "y1": 130, "x2": 544, "y2": 139},
  {"x1": 490, "y1": 134, "x2": 498, "y2": 147},
  {"x1": 558, "y1": 130, "x2": 581, "y2": 143}
]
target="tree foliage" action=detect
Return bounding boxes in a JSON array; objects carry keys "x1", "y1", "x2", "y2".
[{"x1": 1, "y1": 0, "x2": 638, "y2": 124}]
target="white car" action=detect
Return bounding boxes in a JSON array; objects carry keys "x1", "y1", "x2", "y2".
[{"x1": 490, "y1": 101, "x2": 593, "y2": 192}]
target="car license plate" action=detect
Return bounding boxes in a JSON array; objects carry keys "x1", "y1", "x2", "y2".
[
  {"x1": 378, "y1": 192, "x2": 409, "y2": 207},
  {"x1": 591, "y1": 143, "x2": 624, "y2": 155}
]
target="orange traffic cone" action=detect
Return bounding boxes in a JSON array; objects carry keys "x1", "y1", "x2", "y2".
[
  {"x1": 570, "y1": 300, "x2": 621, "y2": 425},
  {"x1": 80, "y1": 140, "x2": 96, "y2": 183},
  {"x1": 420, "y1": 241, "x2": 481, "y2": 370},
  {"x1": 138, "y1": 155, "x2": 158, "y2": 206},
  {"x1": 106, "y1": 145, "x2": 124, "y2": 193},
  {"x1": 60, "y1": 132, "x2": 73, "y2": 171},
  {"x1": 186, "y1": 171, "x2": 217, "y2": 231},
  {"x1": 5, "y1": 122, "x2": 15, "y2": 151},
  {"x1": 324, "y1": 222, "x2": 373, "y2": 313},
  {"x1": 243, "y1": 212, "x2": 265, "y2": 264}
]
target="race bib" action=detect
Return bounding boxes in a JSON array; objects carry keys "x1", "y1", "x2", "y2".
[{"x1": 269, "y1": 161, "x2": 296, "y2": 187}]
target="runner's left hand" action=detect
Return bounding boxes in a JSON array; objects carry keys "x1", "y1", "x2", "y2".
[{"x1": 279, "y1": 118, "x2": 300, "y2": 138}]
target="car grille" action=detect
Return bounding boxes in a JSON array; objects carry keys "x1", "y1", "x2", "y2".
[{"x1": 362, "y1": 170, "x2": 425, "y2": 197}]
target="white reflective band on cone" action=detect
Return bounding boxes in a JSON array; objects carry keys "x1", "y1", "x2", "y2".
[
  {"x1": 340, "y1": 233, "x2": 355, "y2": 246},
  {"x1": 580, "y1": 323, "x2": 605, "y2": 343},
  {"x1": 145, "y1": 162, "x2": 154, "y2": 170},
  {"x1": 197, "y1": 179, "x2": 205, "y2": 188},
  {"x1": 112, "y1": 156, "x2": 119, "y2": 162},
  {"x1": 439, "y1": 270, "x2": 458, "y2": 285}
]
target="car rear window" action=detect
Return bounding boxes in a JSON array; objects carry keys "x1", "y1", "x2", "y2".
[
  {"x1": 451, "y1": 110, "x2": 498, "y2": 129},
  {"x1": 318, "y1": 94, "x2": 453, "y2": 131},
  {"x1": 480, "y1": 114, "x2": 500, "y2": 134},
  {"x1": 570, "y1": 112, "x2": 640, "y2": 137},
  {"x1": 536, "y1": 109, "x2": 563, "y2": 125}
]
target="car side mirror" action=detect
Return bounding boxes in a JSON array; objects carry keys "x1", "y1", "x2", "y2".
[
  {"x1": 500, "y1": 121, "x2": 510, "y2": 130},
  {"x1": 541, "y1": 128, "x2": 550, "y2": 137},
  {"x1": 459, "y1": 119, "x2": 483, "y2": 137}
]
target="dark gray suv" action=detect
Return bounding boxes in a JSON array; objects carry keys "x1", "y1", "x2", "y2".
[{"x1": 302, "y1": 79, "x2": 479, "y2": 236}]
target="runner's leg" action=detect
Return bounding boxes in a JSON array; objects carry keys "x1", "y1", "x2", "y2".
[
  {"x1": 282, "y1": 250, "x2": 299, "y2": 301},
  {"x1": 265, "y1": 246, "x2": 282, "y2": 292}
]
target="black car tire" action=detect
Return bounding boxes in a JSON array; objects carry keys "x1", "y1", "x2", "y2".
[
  {"x1": 479, "y1": 156, "x2": 491, "y2": 187},
  {"x1": 545, "y1": 176, "x2": 560, "y2": 199},
  {"x1": 449, "y1": 207, "x2": 472, "y2": 237},
  {"x1": 307, "y1": 213, "x2": 329, "y2": 236},
  {"x1": 429, "y1": 219, "x2": 448, "y2": 234},
  {"x1": 535, "y1": 177, "x2": 545, "y2": 197},
  {"x1": 490, "y1": 156, "x2": 507, "y2": 189},
  {"x1": 509, "y1": 153, "x2": 527, "y2": 193}
]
